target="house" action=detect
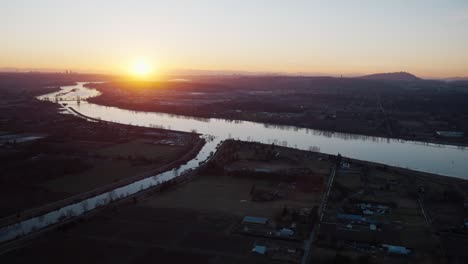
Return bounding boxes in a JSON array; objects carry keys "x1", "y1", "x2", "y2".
[
  {"x1": 357, "y1": 203, "x2": 390, "y2": 215},
  {"x1": 252, "y1": 245, "x2": 267, "y2": 255},
  {"x1": 336, "y1": 213, "x2": 379, "y2": 224},
  {"x1": 382, "y1": 244, "x2": 411, "y2": 255},
  {"x1": 243, "y1": 216, "x2": 268, "y2": 225},
  {"x1": 436, "y1": 131, "x2": 464, "y2": 138},
  {"x1": 278, "y1": 228, "x2": 294, "y2": 237}
]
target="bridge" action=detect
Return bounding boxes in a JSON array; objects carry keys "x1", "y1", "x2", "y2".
[{"x1": 42, "y1": 96, "x2": 83, "y2": 102}]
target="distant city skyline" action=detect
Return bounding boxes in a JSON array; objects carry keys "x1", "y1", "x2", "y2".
[
  {"x1": 2, "y1": 0, "x2": 468, "y2": 78},
  {"x1": 0, "y1": 67, "x2": 460, "y2": 80}
]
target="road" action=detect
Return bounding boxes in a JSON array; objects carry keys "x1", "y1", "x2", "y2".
[
  {"x1": 378, "y1": 95, "x2": 393, "y2": 137},
  {"x1": 301, "y1": 163, "x2": 338, "y2": 264}
]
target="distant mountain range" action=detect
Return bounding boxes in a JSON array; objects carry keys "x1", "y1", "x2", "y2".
[{"x1": 359, "y1": 72, "x2": 421, "y2": 81}]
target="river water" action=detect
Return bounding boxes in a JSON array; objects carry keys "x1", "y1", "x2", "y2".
[
  {"x1": 1, "y1": 82, "x2": 467, "y2": 243},
  {"x1": 40, "y1": 82, "x2": 468, "y2": 178}
]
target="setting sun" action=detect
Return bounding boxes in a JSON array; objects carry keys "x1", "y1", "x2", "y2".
[
  {"x1": 130, "y1": 59, "x2": 153, "y2": 78},
  {"x1": 3, "y1": 1, "x2": 468, "y2": 260}
]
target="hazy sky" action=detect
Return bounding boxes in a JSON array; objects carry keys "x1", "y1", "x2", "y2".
[{"x1": 2, "y1": 0, "x2": 468, "y2": 78}]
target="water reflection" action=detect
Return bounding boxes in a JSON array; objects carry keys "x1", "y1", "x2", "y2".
[
  {"x1": 37, "y1": 83, "x2": 468, "y2": 178},
  {"x1": 0, "y1": 135, "x2": 221, "y2": 243},
  {"x1": 1, "y1": 82, "x2": 467, "y2": 244}
]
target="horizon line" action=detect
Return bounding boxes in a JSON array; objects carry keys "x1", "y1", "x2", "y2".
[{"x1": 1, "y1": 67, "x2": 466, "y2": 80}]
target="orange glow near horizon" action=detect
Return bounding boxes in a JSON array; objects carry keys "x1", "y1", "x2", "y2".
[
  {"x1": 127, "y1": 59, "x2": 158, "y2": 80},
  {"x1": 2, "y1": 1, "x2": 468, "y2": 79}
]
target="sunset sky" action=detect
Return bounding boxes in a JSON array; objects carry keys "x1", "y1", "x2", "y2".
[{"x1": 2, "y1": 0, "x2": 468, "y2": 78}]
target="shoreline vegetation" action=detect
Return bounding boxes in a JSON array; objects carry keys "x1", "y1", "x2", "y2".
[
  {"x1": 85, "y1": 78, "x2": 468, "y2": 148},
  {"x1": 0, "y1": 74, "x2": 206, "y2": 229},
  {"x1": 0, "y1": 130, "x2": 205, "y2": 230},
  {"x1": 2, "y1": 139, "x2": 467, "y2": 262}
]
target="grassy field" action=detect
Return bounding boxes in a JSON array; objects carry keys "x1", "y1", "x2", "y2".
[
  {"x1": 0, "y1": 141, "x2": 330, "y2": 264},
  {"x1": 97, "y1": 139, "x2": 186, "y2": 161},
  {"x1": 0, "y1": 134, "x2": 197, "y2": 218},
  {"x1": 41, "y1": 141, "x2": 190, "y2": 195},
  {"x1": 0, "y1": 206, "x2": 268, "y2": 264},
  {"x1": 145, "y1": 173, "x2": 321, "y2": 219},
  {"x1": 42, "y1": 160, "x2": 152, "y2": 194}
]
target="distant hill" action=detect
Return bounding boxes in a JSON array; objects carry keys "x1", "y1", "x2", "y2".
[
  {"x1": 359, "y1": 72, "x2": 421, "y2": 81},
  {"x1": 443, "y1": 77, "x2": 468, "y2": 82}
]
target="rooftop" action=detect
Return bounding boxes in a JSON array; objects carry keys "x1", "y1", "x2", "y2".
[{"x1": 243, "y1": 216, "x2": 268, "y2": 225}]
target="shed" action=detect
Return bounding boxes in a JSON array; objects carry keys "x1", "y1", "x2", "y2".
[
  {"x1": 278, "y1": 228, "x2": 294, "y2": 237},
  {"x1": 382, "y1": 244, "x2": 411, "y2": 255},
  {"x1": 252, "y1": 245, "x2": 267, "y2": 255},
  {"x1": 436, "y1": 131, "x2": 464, "y2": 138},
  {"x1": 363, "y1": 209, "x2": 374, "y2": 215},
  {"x1": 243, "y1": 216, "x2": 268, "y2": 225},
  {"x1": 336, "y1": 213, "x2": 379, "y2": 224}
]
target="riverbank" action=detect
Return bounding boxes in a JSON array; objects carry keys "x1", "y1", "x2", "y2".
[
  {"x1": 0, "y1": 139, "x2": 327, "y2": 262},
  {"x1": 87, "y1": 91, "x2": 468, "y2": 148},
  {"x1": 0, "y1": 132, "x2": 205, "y2": 229},
  {"x1": 2, "y1": 140, "x2": 466, "y2": 263},
  {"x1": 86, "y1": 79, "x2": 468, "y2": 148},
  {"x1": 45, "y1": 83, "x2": 468, "y2": 179},
  {"x1": 0, "y1": 134, "x2": 216, "y2": 250},
  {"x1": 0, "y1": 88, "x2": 206, "y2": 228}
]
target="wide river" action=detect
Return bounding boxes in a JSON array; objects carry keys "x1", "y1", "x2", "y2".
[
  {"x1": 42, "y1": 82, "x2": 467, "y2": 179},
  {"x1": 0, "y1": 82, "x2": 467, "y2": 243}
]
